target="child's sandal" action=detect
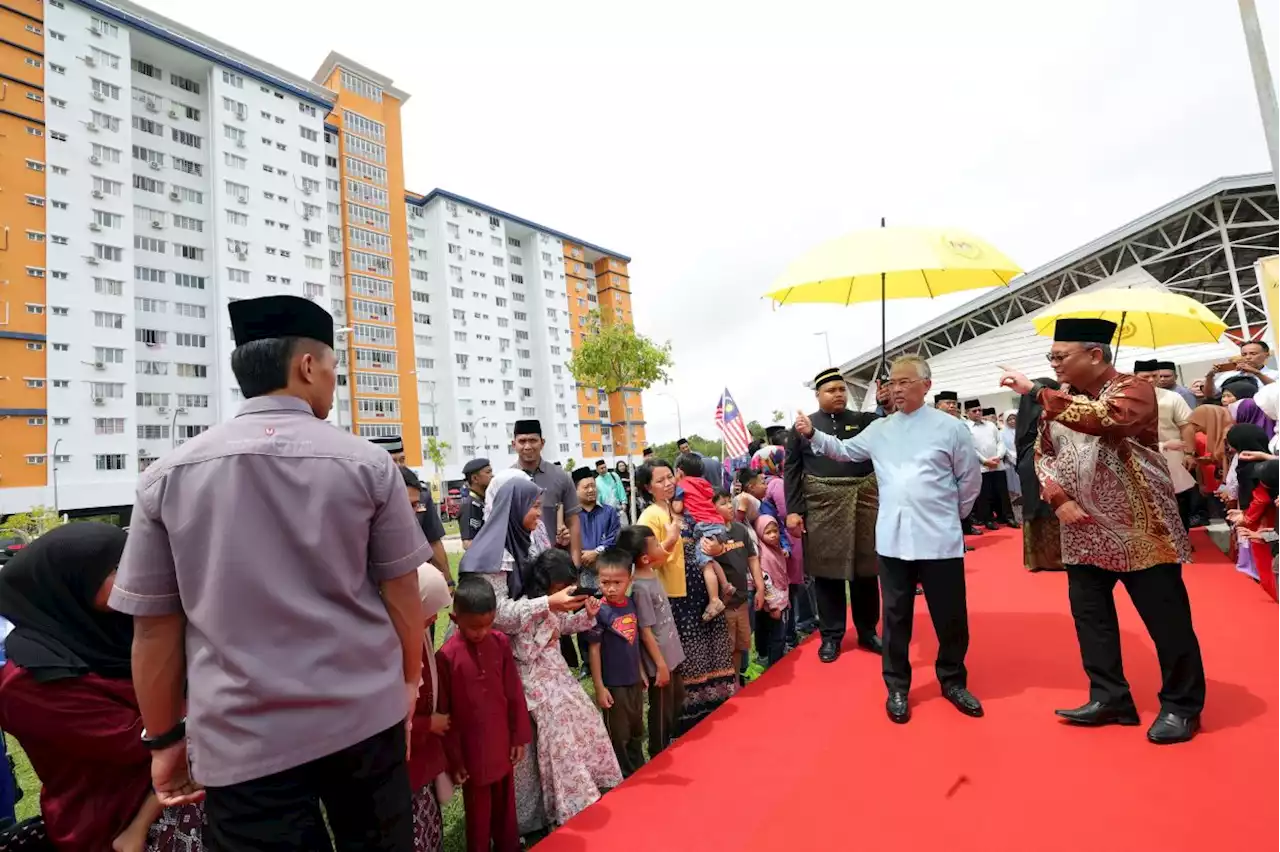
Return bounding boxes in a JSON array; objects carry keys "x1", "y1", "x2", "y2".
[{"x1": 702, "y1": 598, "x2": 726, "y2": 621}]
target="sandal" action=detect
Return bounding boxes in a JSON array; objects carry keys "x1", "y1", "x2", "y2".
[{"x1": 702, "y1": 598, "x2": 726, "y2": 621}]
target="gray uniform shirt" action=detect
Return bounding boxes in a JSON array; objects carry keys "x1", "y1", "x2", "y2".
[
  {"x1": 109, "y1": 395, "x2": 430, "y2": 787},
  {"x1": 514, "y1": 458, "x2": 580, "y2": 535}
]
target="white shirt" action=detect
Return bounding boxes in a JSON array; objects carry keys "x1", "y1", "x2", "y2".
[
  {"x1": 807, "y1": 406, "x2": 982, "y2": 561},
  {"x1": 1155, "y1": 386, "x2": 1196, "y2": 493},
  {"x1": 1215, "y1": 366, "x2": 1278, "y2": 390},
  {"x1": 968, "y1": 419, "x2": 1010, "y2": 465}
]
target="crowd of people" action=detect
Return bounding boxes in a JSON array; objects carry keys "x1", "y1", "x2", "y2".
[{"x1": 0, "y1": 294, "x2": 1274, "y2": 851}]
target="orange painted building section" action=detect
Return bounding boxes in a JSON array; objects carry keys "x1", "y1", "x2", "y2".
[
  {"x1": 320, "y1": 64, "x2": 422, "y2": 466},
  {"x1": 567, "y1": 242, "x2": 646, "y2": 458},
  {"x1": 0, "y1": 0, "x2": 48, "y2": 489}
]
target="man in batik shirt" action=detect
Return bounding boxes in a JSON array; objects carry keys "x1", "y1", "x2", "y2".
[{"x1": 999, "y1": 317, "x2": 1204, "y2": 746}]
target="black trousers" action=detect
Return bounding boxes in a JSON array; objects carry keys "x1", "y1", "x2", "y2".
[
  {"x1": 814, "y1": 575, "x2": 880, "y2": 643},
  {"x1": 559, "y1": 634, "x2": 581, "y2": 669},
  {"x1": 973, "y1": 470, "x2": 1014, "y2": 524},
  {"x1": 880, "y1": 555, "x2": 969, "y2": 694},
  {"x1": 204, "y1": 724, "x2": 413, "y2": 852},
  {"x1": 1066, "y1": 562, "x2": 1205, "y2": 716},
  {"x1": 1175, "y1": 488, "x2": 1193, "y2": 532}
]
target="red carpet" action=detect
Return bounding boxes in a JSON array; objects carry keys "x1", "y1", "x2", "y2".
[{"x1": 540, "y1": 529, "x2": 1278, "y2": 852}]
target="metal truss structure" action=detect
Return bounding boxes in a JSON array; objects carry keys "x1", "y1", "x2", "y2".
[{"x1": 838, "y1": 173, "x2": 1279, "y2": 405}]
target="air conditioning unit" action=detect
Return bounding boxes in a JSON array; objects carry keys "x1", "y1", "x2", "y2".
[
  {"x1": 237, "y1": 252, "x2": 248, "y2": 261},
  {"x1": 88, "y1": 26, "x2": 102, "y2": 36},
  {"x1": 83, "y1": 55, "x2": 97, "y2": 66},
  {"x1": 168, "y1": 191, "x2": 181, "y2": 202},
  {"x1": 91, "y1": 91, "x2": 105, "y2": 102},
  {"x1": 93, "y1": 362, "x2": 105, "y2": 371},
  {"x1": 145, "y1": 101, "x2": 159, "y2": 113},
  {"x1": 302, "y1": 187, "x2": 312, "y2": 196},
  {"x1": 149, "y1": 161, "x2": 162, "y2": 171},
  {"x1": 302, "y1": 213, "x2": 311, "y2": 221},
  {"x1": 236, "y1": 196, "x2": 248, "y2": 205},
  {"x1": 85, "y1": 256, "x2": 99, "y2": 265},
  {"x1": 91, "y1": 190, "x2": 104, "y2": 199},
  {"x1": 235, "y1": 112, "x2": 246, "y2": 122},
  {"x1": 156, "y1": 407, "x2": 168, "y2": 415},
  {"x1": 168, "y1": 109, "x2": 179, "y2": 119},
  {"x1": 150, "y1": 221, "x2": 163, "y2": 230},
  {"x1": 92, "y1": 396, "x2": 105, "y2": 405},
  {"x1": 89, "y1": 155, "x2": 101, "y2": 165},
  {"x1": 235, "y1": 140, "x2": 245, "y2": 148},
  {"x1": 85, "y1": 123, "x2": 99, "y2": 133},
  {"x1": 89, "y1": 222, "x2": 102, "y2": 232}
]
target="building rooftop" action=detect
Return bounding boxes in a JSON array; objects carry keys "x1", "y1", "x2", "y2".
[
  {"x1": 405, "y1": 188, "x2": 632, "y2": 262},
  {"x1": 311, "y1": 51, "x2": 412, "y2": 103},
  {"x1": 79, "y1": 0, "x2": 336, "y2": 109}
]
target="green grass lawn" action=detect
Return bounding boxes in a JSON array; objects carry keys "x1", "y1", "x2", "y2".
[{"x1": 3, "y1": 552, "x2": 765, "y2": 851}]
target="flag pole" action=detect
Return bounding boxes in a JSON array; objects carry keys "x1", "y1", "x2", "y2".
[{"x1": 719, "y1": 389, "x2": 726, "y2": 462}]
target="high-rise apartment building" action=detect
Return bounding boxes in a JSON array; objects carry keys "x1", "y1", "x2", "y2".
[{"x1": 0, "y1": 0, "x2": 643, "y2": 516}]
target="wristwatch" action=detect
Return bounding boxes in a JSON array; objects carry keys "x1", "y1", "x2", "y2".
[{"x1": 141, "y1": 719, "x2": 187, "y2": 751}]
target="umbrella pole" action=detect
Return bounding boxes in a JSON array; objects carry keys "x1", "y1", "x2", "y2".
[
  {"x1": 1114, "y1": 310, "x2": 1126, "y2": 361},
  {"x1": 880, "y1": 216, "x2": 887, "y2": 378}
]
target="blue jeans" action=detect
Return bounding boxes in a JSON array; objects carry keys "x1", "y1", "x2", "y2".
[{"x1": 690, "y1": 521, "x2": 726, "y2": 568}]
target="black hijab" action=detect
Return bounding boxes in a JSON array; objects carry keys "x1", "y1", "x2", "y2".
[
  {"x1": 1227, "y1": 424, "x2": 1271, "y2": 511},
  {"x1": 0, "y1": 523, "x2": 132, "y2": 683},
  {"x1": 1015, "y1": 378, "x2": 1061, "y2": 519}
]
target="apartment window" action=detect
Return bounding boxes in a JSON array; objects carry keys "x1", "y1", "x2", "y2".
[
  {"x1": 138, "y1": 424, "x2": 170, "y2": 440},
  {"x1": 222, "y1": 70, "x2": 244, "y2": 88},
  {"x1": 136, "y1": 359, "x2": 168, "y2": 375},
  {"x1": 177, "y1": 394, "x2": 209, "y2": 408},
  {"x1": 180, "y1": 103, "x2": 201, "y2": 121},
  {"x1": 170, "y1": 73, "x2": 201, "y2": 94},
  {"x1": 91, "y1": 111, "x2": 120, "y2": 132},
  {"x1": 173, "y1": 215, "x2": 203, "y2": 232},
  {"x1": 177, "y1": 363, "x2": 208, "y2": 378},
  {"x1": 94, "y1": 244, "x2": 124, "y2": 262},
  {"x1": 95, "y1": 454, "x2": 128, "y2": 472},
  {"x1": 226, "y1": 210, "x2": 248, "y2": 226},
  {"x1": 227, "y1": 268, "x2": 250, "y2": 284},
  {"x1": 174, "y1": 273, "x2": 206, "y2": 290},
  {"x1": 136, "y1": 327, "x2": 166, "y2": 345},
  {"x1": 132, "y1": 58, "x2": 161, "y2": 78},
  {"x1": 340, "y1": 70, "x2": 383, "y2": 102},
  {"x1": 135, "y1": 297, "x2": 165, "y2": 313},
  {"x1": 133, "y1": 115, "x2": 163, "y2": 136},
  {"x1": 26, "y1": 195, "x2": 45, "y2": 208},
  {"x1": 137, "y1": 392, "x2": 170, "y2": 406},
  {"x1": 172, "y1": 129, "x2": 202, "y2": 149},
  {"x1": 175, "y1": 185, "x2": 203, "y2": 203},
  {"x1": 176, "y1": 244, "x2": 204, "y2": 261},
  {"x1": 300, "y1": 126, "x2": 318, "y2": 142},
  {"x1": 135, "y1": 266, "x2": 166, "y2": 283},
  {"x1": 91, "y1": 79, "x2": 121, "y2": 100},
  {"x1": 175, "y1": 333, "x2": 207, "y2": 348},
  {"x1": 300, "y1": 151, "x2": 319, "y2": 167},
  {"x1": 173, "y1": 158, "x2": 202, "y2": 176},
  {"x1": 134, "y1": 175, "x2": 164, "y2": 195},
  {"x1": 94, "y1": 277, "x2": 124, "y2": 296},
  {"x1": 134, "y1": 235, "x2": 165, "y2": 253},
  {"x1": 225, "y1": 181, "x2": 249, "y2": 201}
]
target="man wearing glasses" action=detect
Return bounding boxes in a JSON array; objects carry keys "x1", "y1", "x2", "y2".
[
  {"x1": 999, "y1": 318, "x2": 1203, "y2": 745},
  {"x1": 794, "y1": 356, "x2": 983, "y2": 724}
]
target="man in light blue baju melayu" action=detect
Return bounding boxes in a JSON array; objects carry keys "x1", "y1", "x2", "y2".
[{"x1": 794, "y1": 354, "x2": 984, "y2": 725}]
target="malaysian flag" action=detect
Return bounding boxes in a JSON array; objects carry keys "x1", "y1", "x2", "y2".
[{"x1": 715, "y1": 389, "x2": 752, "y2": 459}]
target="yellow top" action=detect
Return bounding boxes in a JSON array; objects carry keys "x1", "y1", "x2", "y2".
[{"x1": 638, "y1": 503, "x2": 686, "y2": 599}]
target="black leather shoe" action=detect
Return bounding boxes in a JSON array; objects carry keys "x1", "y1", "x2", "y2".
[
  {"x1": 943, "y1": 686, "x2": 984, "y2": 717},
  {"x1": 1054, "y1": 700, "x2": 1140, "y2": 727},
  {"x1": 984, "y1": 521, "x2": 999, "y2": 531},
  {"x1": 856, "y1": 634, "x2": 883, "y2": 654},
  {"x1": 1146, "y1": 712, "x2": 1200, "y2": 745},
  {"x1": 886, "y1": 691, "x2": 910, "y2": 724},
  {"x1": 817, "y1": 638, "x2": 841, "y2": 664},
  {"x1": 964, "y1": 526, "x2": 983, "y2": 536}
]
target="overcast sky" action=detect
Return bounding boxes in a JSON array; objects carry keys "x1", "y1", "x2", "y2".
[{"x1": 154, "y1": 0, "x2": 1279, "y2": 445}]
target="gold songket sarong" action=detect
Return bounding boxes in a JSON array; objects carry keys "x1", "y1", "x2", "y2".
[{"x1": 802, "y1": 473, "x2": 879, "y2": 580}]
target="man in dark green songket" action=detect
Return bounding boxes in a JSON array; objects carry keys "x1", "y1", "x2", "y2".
[{"x1": 785, "y1": 368, "x2": 883, "y2": 664}]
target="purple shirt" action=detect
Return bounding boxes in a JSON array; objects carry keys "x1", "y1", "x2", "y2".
[{"x1": 109, "y1": 395, "x2": 430, "y2": 787}]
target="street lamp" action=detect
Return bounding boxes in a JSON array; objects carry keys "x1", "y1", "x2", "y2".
[
  {"x1": 655, "y1": 391, "x2": 683, "y2": 441},
  {"x1": 50, "y1": 437, "x2": 62, "y2": 515},
  {"x1": 815, "y1": 331, "x2": 834, "y2": 366},
  {"x1": 170, "y1": 407, "x2": 187, "y2": 449},
  {"x1": 333, "y1": 326, "x2": 353, "y2": 433}
]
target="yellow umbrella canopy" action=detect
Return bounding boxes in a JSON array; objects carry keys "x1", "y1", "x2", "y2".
[
  {"x1": 1031, "y1": 289, "x2": 1227, "y2": 350},
  {"x1": 765, "y1": 226, "x2": 1022, "y2": 306}
]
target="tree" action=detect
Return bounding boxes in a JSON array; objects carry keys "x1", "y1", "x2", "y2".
[
  {"x1": 567, "y1": 312, "x2": 674, "y2": 517},
  {"x1": 423, "y1": 437, "x2": 450, "y2": 497},
  {"x1": 771, "y1": 409, "x2": 785, "y2": 425},
  {"x1": 746, "y1": 420, "x2": 766, "y2": 441},
  {"x1": 0, "y1": 505, "x2": 66, "y2": 542}
]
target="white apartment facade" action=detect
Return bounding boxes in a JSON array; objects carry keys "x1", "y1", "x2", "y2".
[
  {"x1": 1, "y1": 0, "x2": 339, "y2": 514},
  {"x1": 403, "y1": 193, "x2": 585, "y2": 480}
]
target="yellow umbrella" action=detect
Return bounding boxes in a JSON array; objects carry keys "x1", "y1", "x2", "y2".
[
  {"x1": 766, "y1": 223, "x2": 1022, "y2": 370},
  {"x1": 1031, "y1": 289, "x2": 1226, "y2": 356}
]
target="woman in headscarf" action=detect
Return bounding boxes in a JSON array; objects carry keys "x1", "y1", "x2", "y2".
[
  {"x1": 751, "y1": 446, "x2": 810, "y2": 648},
  {"x1": 1001, "y1": 410, "x2": 1021, "y2": 503},
  {"x1": 408, "y1": 565, "x2": 453, "y2": 852},
  {"x1": 1188, "y1": 404, "x2": 1235, "y2": 498},
  {"x1": 1256, "y1": 384, "x2": 1280, "y2": 453},
  {"x1": 1224, "y1": 424, "x2": 1272, "y2": 581},
  {"x1": 0, "y1": 523, "x2": 203, "y2": 852},
  {"x1": 636, "y1": 459, "x2": 737, "y2": 731},
  {"x1": 1014, "y1": 378, "x2": 1063, "y2": 572},
  {"x1": 1224, "y1": 378, "x2": 1275, "y2": 441},
  {"x1": 614, "y1": 461, "x2": 633, "y2": 519},
  {"x1": 1231, "y1": 458, "x2": 1279, "y2": 600}
]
